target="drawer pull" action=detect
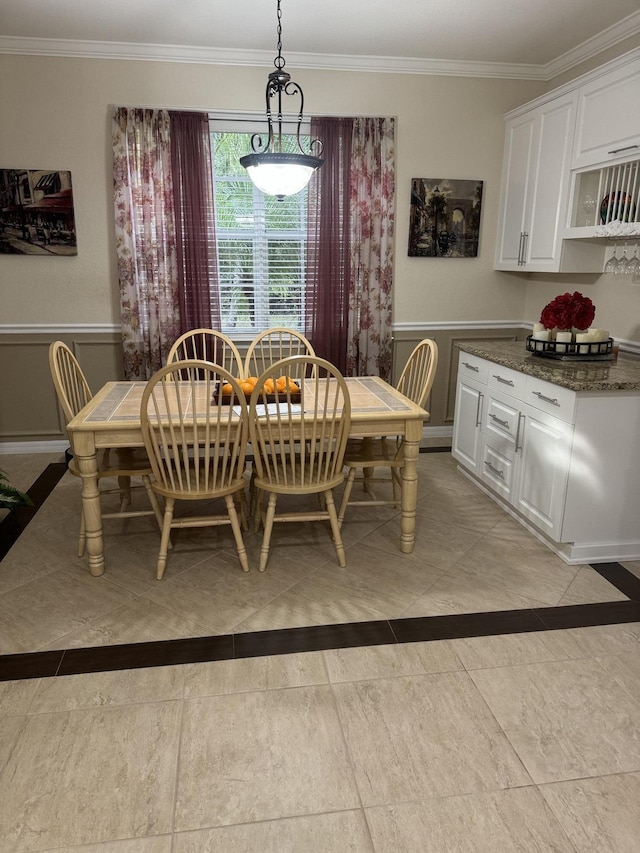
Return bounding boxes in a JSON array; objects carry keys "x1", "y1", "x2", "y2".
[
  {"x1": 532, "y1": 390, "x2": 559, "y2": 405},
  {"x1": 493, "y1": 374, "x2": 514, "y2": 386},
  {"x1": 485, "y1": 461, "x2": 505, "y2": 479},
  {"x1": 608, "y1": 144, "x2": 639, "y2": 155},
  {"x1": 463, "y1": 362, "x2": 479, "y2": 372},
  {"x1": 489, "y1": 413, "x2": 510, "y2": 428}
]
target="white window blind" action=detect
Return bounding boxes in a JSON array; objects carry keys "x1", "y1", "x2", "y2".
[{"x1": 210, "y1": 130, "x2": 309, "y2": 335}]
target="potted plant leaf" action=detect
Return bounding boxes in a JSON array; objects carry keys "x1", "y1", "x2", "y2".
[{"x1": 0, "y1": 468, "x2": 34, "y2": 510}]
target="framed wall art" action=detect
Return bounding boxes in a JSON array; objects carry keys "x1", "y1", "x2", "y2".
[
  {"x1": 0, "y1": 169, "x2": 77, "y2": 255},
  {"x1": 408, "y1": 177, "x2": 483, "y2": 257}
]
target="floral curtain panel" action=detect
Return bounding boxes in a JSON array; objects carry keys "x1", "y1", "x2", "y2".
[
  {"x1": 112, "y1": 107, "x2": 181, "y2": 380},
  {"x1": 347, "y1": 117, "x2": 395, "y2": 381}
]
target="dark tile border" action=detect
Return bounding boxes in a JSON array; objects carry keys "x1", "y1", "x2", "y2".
[{"x1": 1, "y1": 457, "x2": 640, "y2": 682}]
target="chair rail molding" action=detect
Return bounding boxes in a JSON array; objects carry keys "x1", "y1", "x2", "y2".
[{"x1": 0, "y1": 324, "x2": 121, "y2": 335}]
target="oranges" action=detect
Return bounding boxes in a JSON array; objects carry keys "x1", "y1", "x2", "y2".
[{"x1": 222, "y1": 375, "x2": 299, "y2": 397}]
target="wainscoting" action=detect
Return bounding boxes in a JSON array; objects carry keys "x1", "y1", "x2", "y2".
[{"x1": 0, "y1": 323, "x2": 529, "y2": 450}]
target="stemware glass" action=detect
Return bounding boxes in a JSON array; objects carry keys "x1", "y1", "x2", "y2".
[
  {"x1": 604, "y1": 245, "x2": 619, "y2": 275},
  {"x1": 627, "y1": 243, "x2": 640, "y2": 278},
  {"x1": 617, "y1": 243, "x2": 630, "y2": 276}
]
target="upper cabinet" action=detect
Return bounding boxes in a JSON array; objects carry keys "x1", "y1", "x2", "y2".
[
  {"x1": 495, "y1": 92, "x2": 602, "y2": 272},
  {"x1": 572, "y1": 57, "x2": 640, "y2": 170},
  {"x1": 494, "y1": 48, "x2": 640, "y2": 274}
]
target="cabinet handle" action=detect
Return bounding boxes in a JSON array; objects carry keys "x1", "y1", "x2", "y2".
[
  {"x1": 463, "y1": 362, "x2": 479, "y2": 372},
  {"x1": 476, "y1": 392, "x2": 484, "y2": 427},
  {"x1": 531, "y1": 390, "x2": 559, "y2": 405},
  {"x1": 521, "y1": 231, "x2": 529, "y2": 266},
  {"x1": 489, "y1": 413, "x2": 510, "y2": 428},
  {"x1": 515, "y1": 412, "x2": 525, "y2": 452},
  {"x1": 517, "y1": 232, "x2": 524, "y2": 266},
  {"x1": 493, "y1": 374, "x2": 514, "y2": 386},
  {"x1": 484, "y1": 460, "x2": 505, "y2": 480},
  {"x1": 608, "y1": 145, "x2": 639, "y2": 155}
]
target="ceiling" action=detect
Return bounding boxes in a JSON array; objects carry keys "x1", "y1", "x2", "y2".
[{"x1": 2, "y1": 0, "x2": 640, "y2": 79}]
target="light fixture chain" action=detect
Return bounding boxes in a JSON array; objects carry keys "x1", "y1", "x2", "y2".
[{"x1": 274, "y1": 0, "x2": 285, "y2": 69}]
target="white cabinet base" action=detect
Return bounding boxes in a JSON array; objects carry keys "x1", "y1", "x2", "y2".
[{"x1": 456, "y1": 465, "x2": 640, "y2": 565}]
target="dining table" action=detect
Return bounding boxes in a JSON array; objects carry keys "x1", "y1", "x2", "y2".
[{"x1": 66, "y1": 375, "x2": 429, "y2": 576}]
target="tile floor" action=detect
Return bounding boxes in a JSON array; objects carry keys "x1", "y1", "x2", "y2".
[{"x1": 1, "y1": 449, "x2": 639, "y2": 851}]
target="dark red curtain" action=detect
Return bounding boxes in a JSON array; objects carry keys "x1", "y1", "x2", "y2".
[
  {"x1": 305, "y1": 117, "x2": 353, "y2": 374},
  {"x1": 169, "y1": 111, "x2": 221, "y2": 332}
]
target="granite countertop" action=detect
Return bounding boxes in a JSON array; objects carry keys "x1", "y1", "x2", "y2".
[{"x1": 456, "y1": 340, "x2": 640, "y2": 392}]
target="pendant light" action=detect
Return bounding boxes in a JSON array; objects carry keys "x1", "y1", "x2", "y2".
[{"x1": 240, "y1": 0, "x2": 323, "y2": 200}]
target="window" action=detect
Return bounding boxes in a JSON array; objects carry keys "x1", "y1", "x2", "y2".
[{"x1": 211, "y1": 131, "x2": 309, "y2": 335}]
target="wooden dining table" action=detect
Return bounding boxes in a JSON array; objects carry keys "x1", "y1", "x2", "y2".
[{"x1": 67, "y1": 375, "x2": 429, "y2": 576}]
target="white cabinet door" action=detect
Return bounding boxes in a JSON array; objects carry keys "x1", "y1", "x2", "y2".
[
  {"x1": 495, "y1": 93, "x2": 577, "y2": 272},
  {"x1": 451, "y1": 377, "x2": 484, "y2": 475},
  {"x1": 572, "y1": 57, "x2": 640, "y2": 170},
  {"x1": 495, "y1": 113, "x2": 536, "y2": 268},
  {"x1": 515, "y1": 405, "x2": 572, "y2": 540}
]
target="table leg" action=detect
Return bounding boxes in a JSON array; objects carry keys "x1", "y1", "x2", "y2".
[
  {"x1": 72, "y1": 433, "x2": 105, "y2": 576},
  {"x1": 400, "y1": 422, "x2": 421, "y2": 553}
]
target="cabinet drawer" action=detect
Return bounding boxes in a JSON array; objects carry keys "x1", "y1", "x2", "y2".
[
  {"x1": 458, "y1": 351, "x2": 489, "y2": 384},
  {"x1": 525, "y1": 376, "x2": 576, "y2": 423},
  {"x1": 485, "y1": 393, "x2": 521, "y2": 449},
  {"x1": 487, "y1": 364, "x2": 527, "y2": 398},
  {"x1": 481, "y1": 438, "x2": 516, "y2": 502}
]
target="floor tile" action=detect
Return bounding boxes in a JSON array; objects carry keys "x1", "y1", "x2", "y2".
[
  {"x1": 332, "y1": 671, "x2": 531, "y2": 805},
  {"x1": 558, "y1": 565, "x2": 629, "y2": 605},
  {"x1": 0, "y1": 679, "x2": 39, "y2": 715},
  {"x1": 173, "y1": 810, "x2": 375, "y2": 852},
  {"x1": 0, "y1": 566, "x2": 134, "y2": 654},
  {"x1": 0, "y1": 701, "x2": 182, "y2": 851},
  {"x1": 450, "y1": 628, "x2": 584, "y2": 670},
  {"x1": 143, "y1": 551, "x2": 310, "y2": 635},
  {"x1": 540, "y1": 771, "x2": 640, "y2": 853},
  {"x1": 449, "y1": 533, "x2": 581, "y2": 606},
  {"x1": 29, "y1": 665, "x2": 184, "y2": 712},
  {"x1": 175, "y1": 686, "x2": 360, "y2": 830},
  {"x1": 322, "y1": 639, "x2": 463, "y2": 682},
  {"x1": 470, "y1": 657, "x2": 640, "y2": 783},
  {"x1": 31, "y1": 836, "x2": 173, "y2": 852},
  {"x1": 40, "y1": 596, "x2": 213, "y2": 650},
  {"x1": 183, "y1": 651, "x2": 328, "y2": 697},
  {"x1": 365, "y1": 787, "x2": 575, "y2": 852},
  {"x1": 566, "y1": 621, "x2": 640, "y2": 658},
  {"x1": 415, "y1": 484, "x2": 506, "y2": 533}
]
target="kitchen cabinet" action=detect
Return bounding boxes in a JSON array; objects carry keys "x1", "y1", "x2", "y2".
[
  {"x1": 572, "y1": 56, "x2": 640, "y2": 170},
  {"x1": 451, "y1": 354, "x2": 486, "y2": 475},
  {"x1": 451, "y1": 345, "x2": 640, "y2": 564},
  {"x1": 495, "y1": 92, "x2": 601, "y2": 272}
]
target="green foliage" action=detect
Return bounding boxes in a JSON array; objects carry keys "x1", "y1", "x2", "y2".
[{"x1": 0, "y1": 468, "x2": 34, "y2": 510}]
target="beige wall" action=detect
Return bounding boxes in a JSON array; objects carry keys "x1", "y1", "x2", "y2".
[{"x1": 1, "y1": 53, "x2": 544, "y2": 327}]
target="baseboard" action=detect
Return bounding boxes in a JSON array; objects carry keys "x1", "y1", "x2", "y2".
[{"x1": 0, "y1": 440, "x2": 69, "y2": 455}]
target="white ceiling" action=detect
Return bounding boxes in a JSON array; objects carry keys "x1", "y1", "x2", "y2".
[{"x1": 2, "y1": 0, "x2": 640, "y2": 79}]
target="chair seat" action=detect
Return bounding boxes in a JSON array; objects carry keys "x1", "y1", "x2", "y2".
[
  {"x1": 254, "y1": 460, "x2": 345, "y2": 495},
  {"x1": 68, "y1": 446, "x2": 153, "y2": 478}
]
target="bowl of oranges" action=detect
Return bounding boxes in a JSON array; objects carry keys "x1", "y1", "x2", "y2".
[{"x1": 215, "y1": 375, "x2": 301, "y2": 403}]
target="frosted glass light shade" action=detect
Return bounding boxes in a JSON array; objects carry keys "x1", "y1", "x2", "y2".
[{"x1": 240, "y1": 152, "x2": 322, "y2": 199}]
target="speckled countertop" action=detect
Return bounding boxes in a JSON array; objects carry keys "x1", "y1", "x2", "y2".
[{"x1": 456, "y1": 340, "x2": 640, "y2": 392}]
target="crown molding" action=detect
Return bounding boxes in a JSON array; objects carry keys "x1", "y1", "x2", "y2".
[
  {"x1": 541, "y1": 10, "x2": 640, "y2": 80},
  {"x1": 0, "y1": 35, "x2": 575, "y2": 81}
]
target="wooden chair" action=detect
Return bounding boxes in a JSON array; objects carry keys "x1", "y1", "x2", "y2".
[
  {"x1": 338, "y1": 338, "x2": 438, "y2": 522},
  {"x1": 48, "y1": 341, "x2": 164, "y2": 556},
  {"x1": 167, "y1": 328, "x2": 244, "y2": 379},
  {"x1": 249, "y1": 355, "x2": 351, "y2": 571},
  {"x1": 140, "y1": 360, "x2": 250, "y2": 579},
  {"x1": 244, "y1": 327, "x2": 315, "y2": 381}
]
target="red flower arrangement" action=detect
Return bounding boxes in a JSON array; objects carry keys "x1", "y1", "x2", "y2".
[{"x1": 540, "y1": 291, "x2": 595, "y2": 331}]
